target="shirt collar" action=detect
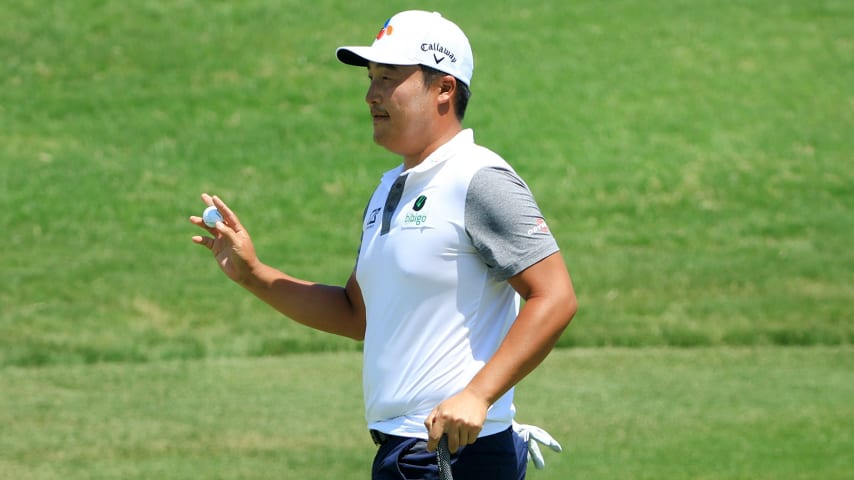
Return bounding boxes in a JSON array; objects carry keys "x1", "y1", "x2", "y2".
[{"x1": 402, "y1": 128, "x2": 474, "y2": 175}]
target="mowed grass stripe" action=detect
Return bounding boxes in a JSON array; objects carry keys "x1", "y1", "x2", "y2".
[{"x1": 1, "y1": 347, "x2": 852, "y2": 479}]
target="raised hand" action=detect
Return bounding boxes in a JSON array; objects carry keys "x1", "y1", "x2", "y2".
[{"x1": 189, "y1": 193, "x2": 260, "y2": 284}]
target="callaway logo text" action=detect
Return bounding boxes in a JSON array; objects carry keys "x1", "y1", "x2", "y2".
[{"x1": 421, "y1": 43, "x2": 457, "y2": 63}]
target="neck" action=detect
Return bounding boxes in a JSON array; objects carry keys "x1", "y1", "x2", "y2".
[{"x1": 402, "y1": 125, "x2": 462, "y2": 170}]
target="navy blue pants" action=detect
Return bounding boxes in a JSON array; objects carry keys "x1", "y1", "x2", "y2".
[{"x1": 371, "y1": 427, "x2": 527, "y2": 479}]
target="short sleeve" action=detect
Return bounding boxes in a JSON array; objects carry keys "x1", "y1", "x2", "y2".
[{"x1": 465, "y1": 167, "x2": 560, "y2": 281}]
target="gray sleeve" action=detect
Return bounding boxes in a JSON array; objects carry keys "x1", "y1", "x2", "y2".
[{"x1": 465, "y1": 167, "x2": 560, "y2": 281}]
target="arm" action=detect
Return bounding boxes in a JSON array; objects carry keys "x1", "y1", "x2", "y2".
[
  {"x1": 242, "y1": 264, "x2": 366, "y2": 340},
  {"x1": 425, "y1": 251, "x2": 576, "y2": 452},
  {"x1": 479, "y1": 252, "x2": 577, "y2": 401},
  {"x1": 190, "y1": 193, "x2": 366, "y2": 340}
]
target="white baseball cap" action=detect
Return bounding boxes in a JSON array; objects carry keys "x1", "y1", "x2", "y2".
[{"x1": 336, "y1": 10, "x2": 474, "y2": 86}]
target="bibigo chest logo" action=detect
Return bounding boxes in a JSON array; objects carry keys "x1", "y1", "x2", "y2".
[{"x1": 402, "y1": 195, "x2": 428, "y2": 228}]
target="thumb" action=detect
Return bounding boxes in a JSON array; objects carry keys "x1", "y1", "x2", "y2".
[{"x1": 424, "y1": 410, "x2": 443, "y2": 452}]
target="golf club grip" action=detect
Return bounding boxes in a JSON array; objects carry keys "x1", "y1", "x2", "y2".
[{"x1": 437, "y1": 435, "x2": 454, "y2": 480}]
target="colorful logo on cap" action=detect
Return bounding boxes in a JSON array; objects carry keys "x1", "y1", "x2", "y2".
[{"x1": 376, "y1": 18, "x2": 393, "y2": 40}]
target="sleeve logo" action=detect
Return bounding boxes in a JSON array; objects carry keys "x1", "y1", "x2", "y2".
[{"x1": 527, "y1": 218, "x2": 551, "y2": 236}]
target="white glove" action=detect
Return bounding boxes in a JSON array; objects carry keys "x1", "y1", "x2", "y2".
[{"x1": 512, "y1": 421, "x2": 563, "y2": 470}]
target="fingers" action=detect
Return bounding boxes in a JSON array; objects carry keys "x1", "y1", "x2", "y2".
[
  {"x1": 209, "y1": 194, "x2": 245, "y2": 232},
  {"x1": 191, "y1": 192, "x2": 240, "y2": 237},
  {"x1": 425, "y1": 410, "x2": 453, "y2": 452},
  {"x1": 197, "y1": 193, "x2": 235, "y2": 227},
  {"x1": 190, "y1": 234, "x2": 215, "y2": 250},
  {"x1": 523, "y1": 424, "x2": 562, "y2": 452},
  {"x1": 190, "y1": 193, "x2": 221, "y2": 234},
  {"x1": 428, "y1": 426, "x2": 477, "y2": 454},
  {"x1": 189, "y1": 212, "x2": 217, "y2": 250},
  {"x1": 424, "y1": 406, "x2": 482, "y2": 454},
  {"x1": 190, "y1": 193, "x2": 232, "y2": 249},
  {"x1": 425, "y1": 411, "x2": 441, "y2": 452},
  {"x1": 424, "y1": 391, "x2": 489, "y2": 453},
  {"x1": 442, "y1": 430, "x2": 463, "y2": 455},
  {"x1": 528, "y1": 440, "x2": 546, "y2": 469},
  {"x1": 513, "y1": 422, "x2": 563, "y2": 470}
]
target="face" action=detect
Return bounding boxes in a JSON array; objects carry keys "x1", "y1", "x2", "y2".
[{"x1": 365, "y1": 63, "x2": 437, "y2": 158}]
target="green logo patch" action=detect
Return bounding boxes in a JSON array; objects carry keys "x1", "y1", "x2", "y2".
[{"x1": 413, "y1": 195, "x2": 427, "y2": 211}]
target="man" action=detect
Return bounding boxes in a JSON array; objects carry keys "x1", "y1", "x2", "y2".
[{"x1": 190, "y1": 10, "x2": 577, "y2": 479}]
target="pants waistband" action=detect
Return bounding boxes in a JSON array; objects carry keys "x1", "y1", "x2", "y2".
[
  {"x1": 370, "y1": 426, "x2": 514, "y2": 446},
  {"x1": 370, "y1": 429, "x2": 395, "y2": 446}
]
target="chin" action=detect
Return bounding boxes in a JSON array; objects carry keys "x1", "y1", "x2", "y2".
[
  {"x1": 372, "y1": 131, "x2": 386, "y2": 147},
  {"x1": 372, "y1": 130, "x2": 396, "y2": 151}
]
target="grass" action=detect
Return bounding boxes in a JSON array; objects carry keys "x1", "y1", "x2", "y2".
[
  {"x1": 0, "y1": 1, "x2": 851, "y2": 477},
  {"x1": 1, "y1": 347, "x2": 851, "y2": 479},
  {"x1": 2, "y1": 0, "x2": 851, "y2": 367},
  {"x1": 518, "y1": 347, "x2": 854, "y2": 479}
]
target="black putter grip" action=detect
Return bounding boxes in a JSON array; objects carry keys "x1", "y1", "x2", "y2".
[{"x1": 437, "y1": 435, "x2": 454, "y2": 480}]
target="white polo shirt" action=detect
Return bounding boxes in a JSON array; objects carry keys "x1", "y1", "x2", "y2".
[{"x1": 356, "y1": 129, "x2": 559, "y2": 439}]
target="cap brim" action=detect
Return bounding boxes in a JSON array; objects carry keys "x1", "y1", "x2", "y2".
[
  {"x1": 336, "y1": 46, "x2": 419, "y2": 68},
  {"x1": 336, "y1": 46, "x2": 370, "y2": 67}
]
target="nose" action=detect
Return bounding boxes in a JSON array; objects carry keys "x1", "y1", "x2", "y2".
[{"x1": 365, "y1": 79, "x2": 380, "y2": 105}]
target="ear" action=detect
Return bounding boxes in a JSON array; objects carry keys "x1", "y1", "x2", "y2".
[{"x1": 436, "y1": 75, "x2": 456, "y2": 105}]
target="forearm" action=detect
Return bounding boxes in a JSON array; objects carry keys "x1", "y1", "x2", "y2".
[
  {"x1": 241, "y1": 262, "x2": 366, "y2": 340},
  {"x1": 467, "y1": 253, "x2": 577, "y2": 405},
  {"x1": 190, "y1": 194, "x2": 366, "y2": 340},
  {"x1": 423, "y1": 283, "x2": 576, "y2": 452},
  {"x1": 466, "y1": 294, "x2": 574, "y2": 405}
]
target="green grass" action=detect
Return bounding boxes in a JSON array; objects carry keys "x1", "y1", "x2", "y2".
[
  {"x1": 1, "y1": 347, "x2": 851, "y2": 479},
  {"x1": 1, "y1": 0, "x2": 852, "y2": 366},
  {"x1": 0, "y1": 2, "x2": 852, "y2": 477}
]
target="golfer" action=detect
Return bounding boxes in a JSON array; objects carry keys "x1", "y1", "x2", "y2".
[{"x1": 191, "y1": 10, "x2": 577, "y2": 479}]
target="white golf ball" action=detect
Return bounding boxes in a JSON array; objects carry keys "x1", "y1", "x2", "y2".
[{"x1": 202, "y1": 206, "x2": 223, "y2": 227}]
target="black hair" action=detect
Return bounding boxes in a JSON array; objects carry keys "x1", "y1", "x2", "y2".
[{"x1": 420, "y1": 65, "x2": 471, "y2": 121}]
